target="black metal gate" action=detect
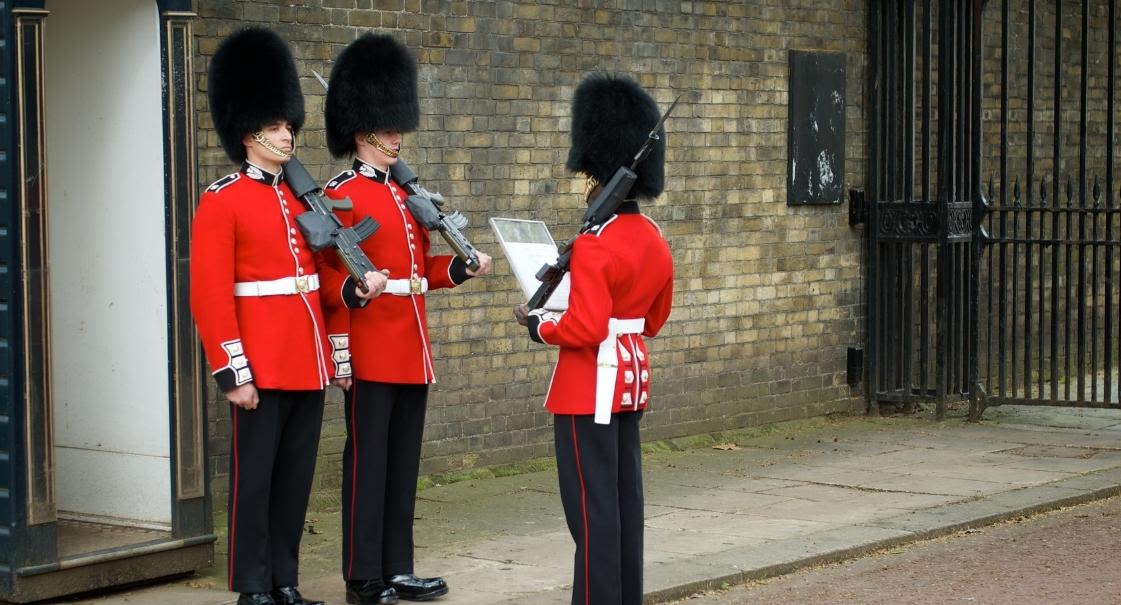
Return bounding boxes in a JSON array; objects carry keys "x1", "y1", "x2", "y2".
[
  {"x1": 866, "y1": 0, "x2": 983, "y2": 418},
  {"x1": 865, "y1": 0, "x2": 1121, "y2": 418}
]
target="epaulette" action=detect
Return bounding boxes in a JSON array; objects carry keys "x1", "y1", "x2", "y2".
[
  {"x1": 325, "y1": 170, "x2": 357, "y2": 190},
  {"x1": 206, "y1": 172, "x2": 241, "y2": 193}
]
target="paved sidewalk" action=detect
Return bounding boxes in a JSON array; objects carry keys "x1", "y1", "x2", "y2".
[{"x1": 59, "y1": 405, "x2": 1121, "y2": 604}]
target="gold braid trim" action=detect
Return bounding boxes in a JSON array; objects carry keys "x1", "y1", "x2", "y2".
[
  {"x1": 251, "y1": 131, "x2": 294, "y2": 160},
  {"x1": 364, "y1": 132, "x2": 400, "y2": 159},
  {"x1": 584, "y1": 175, "x2": 600, "y2": 199}
]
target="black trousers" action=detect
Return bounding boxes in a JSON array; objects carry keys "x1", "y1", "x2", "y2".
[
  {"x1": 227, "y1": 388, "x2": 324, "y2": 593},
  {"x1": 342, "y1": 380, "x2": 429, "y2": 581},
  {"x1": 553, "y1": 412, "x2": 644, "y2": 605}
]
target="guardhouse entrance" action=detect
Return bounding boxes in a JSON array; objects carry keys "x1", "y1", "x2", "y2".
[{"x1": 0, "y1": 1, "x2": 211, "y2": 601}]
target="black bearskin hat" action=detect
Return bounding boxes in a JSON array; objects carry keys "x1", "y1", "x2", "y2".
[
  {"x1": 325, "y1": 33, "x2": 420, "y2": 158},
  {"x1": 566, "y1": 73, "x2": 665, "y2": 200},
  {"x1": 208, "y1": 27, "x2": 305, "y2": 164}
]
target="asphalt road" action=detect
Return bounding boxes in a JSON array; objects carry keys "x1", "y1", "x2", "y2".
[{"x1": 670, "y1": 495, "x2": 1121, "y2": 605}]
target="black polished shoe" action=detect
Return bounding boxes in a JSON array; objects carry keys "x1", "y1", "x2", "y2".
[
  {"x1": 271, "y1": 586, "x2": 326, "y2": 605},
  {"x1": 238, "y1": 593, "x2": 277, "y2": 605},
  {"x1": 385, "y1": 574, "x2": 448, "y2": 601},
  {"x1": 346, "y1": 579, "x2": 399, "y2": 604}
]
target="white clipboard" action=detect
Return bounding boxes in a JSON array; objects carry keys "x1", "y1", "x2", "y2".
[{"x1": 488, "y1": 217, "x2": 570, "y2": 312}]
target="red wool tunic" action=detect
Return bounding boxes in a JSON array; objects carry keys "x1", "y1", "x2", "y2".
[
  {"x1": 190, "y1": 162, "x2": 332, "y2": 392},
  {"x1": 530, "y1": 209, "x2": 674, "y2": 416},
  {"x1": 318, "y1": 159, "x2": 467, "y2": 384}
]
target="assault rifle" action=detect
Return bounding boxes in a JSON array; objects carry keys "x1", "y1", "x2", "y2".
[
  {"x1": 284, "y1": 156, "x2": 381, "y2": 293},
  {"x1": 528, "y1": 94, "x2": 680, "y2": 310},
  {"x1": 391, "y1": 160, "x2": 482, "y2": 272}
]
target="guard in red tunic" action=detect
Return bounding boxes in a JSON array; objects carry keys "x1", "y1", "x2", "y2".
[
  {"x1": 514, "y1": 73, "x2": 674, "y2": 605},
  {"x1": 319, "y1": 33, "x2": 492, "y2": 605},
  {"x1": 190, "y1": 28, "x2": 328, "y2": 605}
]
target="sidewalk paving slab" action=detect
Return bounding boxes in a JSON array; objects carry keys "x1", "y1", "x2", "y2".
[{"x1": 49, "y1": 405, "x2": 1121, "y2": 605}]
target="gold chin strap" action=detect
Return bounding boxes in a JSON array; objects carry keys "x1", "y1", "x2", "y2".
[
  {"x1": 584, "y1": 174, "x2": 600, "y2": 199},
  {"x1": 252, "y1": 130, "x2": 294, "y2": 159},
  {"x1": 364, "y1": 132, "x2": 400, "y2": 159}
]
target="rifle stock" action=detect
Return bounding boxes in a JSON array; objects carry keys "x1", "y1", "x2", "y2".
[
  {"x1": 285, "y1": 156, "x2": 381, "y2": 293},
  {"x1": 391, "y1": 160, "x2": 482, "y2": 272}
]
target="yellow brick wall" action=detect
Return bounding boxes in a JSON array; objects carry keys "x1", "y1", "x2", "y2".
[{"x1": 194, "y1": 0, "x2": 867, "y2": 506}]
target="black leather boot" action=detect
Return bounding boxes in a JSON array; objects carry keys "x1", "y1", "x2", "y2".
[
  {"x1": 271, "y1": 586, "x2": 326, "y2": 605},
  {"x1": 238, "y1": 593, "x2": 277, "y2": 605},
  {"x1": 385, "y1": 574, "x2": 448, "y2": 601},
  {"x1": 346, "y1": 579, "x2": 399, "y2": 604}
]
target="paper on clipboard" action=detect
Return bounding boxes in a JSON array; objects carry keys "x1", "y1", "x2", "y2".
[{"x1": 489, "y1": 217, "x2": 570, "y2": 312}]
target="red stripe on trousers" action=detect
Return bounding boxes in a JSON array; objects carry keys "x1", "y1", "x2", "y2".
[
  {"x1": 570, "y1": 417, "x2": 591, "y2": 605},
  {"x1": 346, "y1": 383, "x2": 360, "y2": 579},
  {"x1": 228, "y1": 407, "x2": 239, "y2": 591}
]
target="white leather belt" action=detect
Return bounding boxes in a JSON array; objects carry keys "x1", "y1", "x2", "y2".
[
  {"x1": 595, "y1": 318, "x2": 646, "y2": 425},
  {"x1": 234, "y1": 274, "x2": 320, "y2": 297},
  {"x1": 384, "y1": 276, "x2": 428, "y2": 296}
]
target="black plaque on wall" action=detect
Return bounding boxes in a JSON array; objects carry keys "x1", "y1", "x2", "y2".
[{"x1": 787, "y1": 50, "x2": 845, "y2": 205}]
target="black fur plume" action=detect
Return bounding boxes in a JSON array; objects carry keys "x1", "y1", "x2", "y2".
[
  {"x1": 566, "y1": 73, "x2": 665, "y2": 200},
  {"x1": 208, "y1": 27, "x2": 305, "y2": 164},
  {"x1": 325, "y1": 33, "x2": 419, "y2": 158}
]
